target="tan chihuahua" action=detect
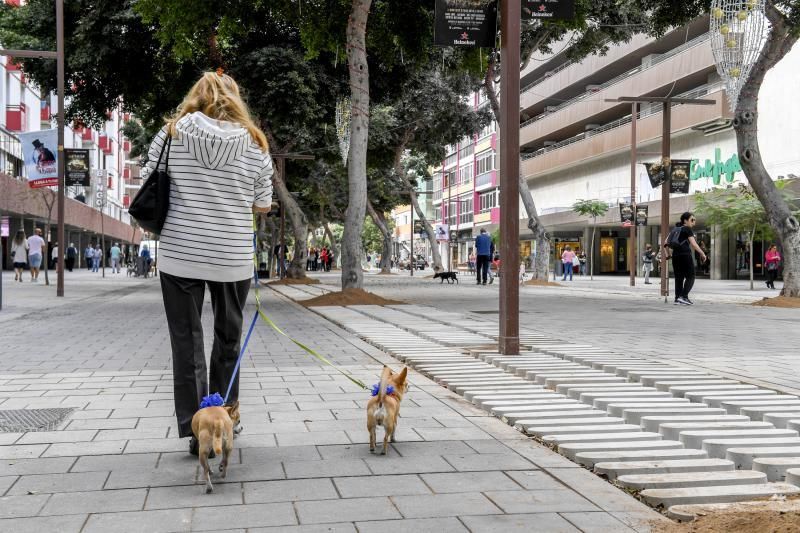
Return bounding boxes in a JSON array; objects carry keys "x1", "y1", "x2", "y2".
[
  {"x1": 367, "y1": 366, "x2": 409, "y2": 455},
  {"x1": 191, "y1": 400, "x2": 239, "y2": 493}
]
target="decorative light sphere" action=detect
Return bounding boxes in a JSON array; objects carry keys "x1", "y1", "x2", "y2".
[
  {"x1": 713, "y1": 7, "x2": 725, "y2": 18},
  {"x1": 720, "y1": 24, "x2": 731, "y2": 35},
  {"x1": 737, "y1": 10, "x2": 748, "y2": 20},
  {"x1": 730, "y1": 67, "x2": 741, "y2": 77},
  {"x1": 726, "y1": 39, "x2": 738, "y2": 48}
]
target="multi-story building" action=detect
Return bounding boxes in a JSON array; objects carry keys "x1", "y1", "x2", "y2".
[
  {"x1": 1, "y1": 53, "x2": 143, "y2": 269},
  {"x1": 430, "y1": 16, "x2": 800, "y2": 280},
  {"x1": 391, "y1": 178, "x2": 435, "y2": 264}
]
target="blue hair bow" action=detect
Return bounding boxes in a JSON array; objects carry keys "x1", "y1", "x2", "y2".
[
  {"x1": 370, "y1": 384, "x2": 395, "y2": 397},
  {"x1": 200, "y1": 393, "x2": 224, "y2": 409}
]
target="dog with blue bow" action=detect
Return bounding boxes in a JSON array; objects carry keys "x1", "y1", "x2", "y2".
[{"x1": 367, "y1": 365, "x2": 409, "y2": 455}]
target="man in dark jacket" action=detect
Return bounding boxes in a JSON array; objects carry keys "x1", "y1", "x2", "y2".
[{"x1": 474, "y1": 228, "x2": 494, "y2": 285}]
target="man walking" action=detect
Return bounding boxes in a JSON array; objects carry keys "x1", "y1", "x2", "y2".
[
  {"x1": 475, "y1": 228, "x2": 494, "y2": 285},
  {"x1": 84, "y1": 244, "x2": 93, "y2": 270},
  {"x1": 26, "y1": 228, "x2": 46, "y2": 282},
  {"x1": 642, "y1": 244, "x2": 655, "y2": 284},
  {"x1": 110, "y1": 243, "x2": 122, "y2": 274},
  {"x1": 66, "y1": 243, "x2": 77, "y2": 272}
]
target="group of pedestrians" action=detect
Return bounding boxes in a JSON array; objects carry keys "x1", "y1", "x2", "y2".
[
  {"x1": 306, "y1": 247, "x2": 333, "y2": 272},
  {"x1": 559, "y1": 246, "x2": 587, "y2": 281},
  {"x1": 9, "y1": 229, "x2": 44, "y2": 282}
]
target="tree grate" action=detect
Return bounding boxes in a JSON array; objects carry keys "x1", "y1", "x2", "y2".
[{"x1": 0, "y1": 408, "x2": 75, "y2": 432}]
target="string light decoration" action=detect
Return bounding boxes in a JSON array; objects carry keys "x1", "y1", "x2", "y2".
[
  {"x1": 335, "y1": 97, "x2": 351, "y2": 165},
  {"x1": 709, "y1": 0, "x2": 769, "y2": 112}
]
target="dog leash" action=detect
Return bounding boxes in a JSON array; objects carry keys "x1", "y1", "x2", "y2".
[{"x1": 222, "y1": 218, "x2": 368, "y2": 404}]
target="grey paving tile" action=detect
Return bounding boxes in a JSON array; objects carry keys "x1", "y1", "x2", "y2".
[
  {"x1": 391, "y1": 440, "x2": 476, "y2": 457},
  {"x1": 0, "y1": 494, "x2": 50, "y2": 518},
  {"x1": 40, "y1": 488, "x2": 147, "y2": 516},
  {"x1": 43, "y1": 440, "x2": 126, "y2": 457},
  {"x1": 356, "y1": 517, "x2": 468, "y2": 533},
  {"x1": 505, "y1": 470, "x2": 571, "y2": 491},
  {"x1": 70, "y1": 453, "x2": 159, "y2": 472},
  {"x1": 284, "y1": 458, "x2": 370, "y2": 479},
  {"x1": 560, "y1": 512, "x2": 637, "y2": 532},
  {"x1": 295, "y1": 496, "x2": 401, "y2": 524},
  {"x1": 0, "y1": 475, "x2": 17, "y2": 496},
  {"x1": 8, "y1": 471, "x2": 108, "y2": 495},
  {"x1": 545, "y1": 468, "x2": 652, "y2": 512},
  {"x1": 83, "y1": 508, "x2": 193, "y2": 533},
  {"x1": 249, "y1": 525, "x2": 357, "y2": 533},
  {"x1": 242, "y1": 445, "x2": 321, "y2": 463},
  {"x1": 0, "y1": 514, "x2": 88, "y2": 533},
  {"x1": 421, "y1": 471, "x2": 520, "y2": 493},
  {"x1": 275, "y1": 431, "x2": 352, "y2": 447},
  {"x1": 484, "y1": 489, "x2": 599, "y2": 514},
  {"x1": 0, "y1": 444, "x2": 48, "y2": 460},
  {"x1": 334, "y1": 474, "x2": 430, "y2": 498},
  {"x1": 391, "y1": 492, "x2": 502, "y2": 518},
  {"x1": 611, "y1": 511, "x2": 672, "y2": 532},
  {"x1": 146, "y1": 482, "x2": 243, "y2": 509},
  {"x1": 414, "y1": 427, "x2": 493, "y2": 441},
  {"x1": 244, "y1": 478, "x2": 338, "y2": 504},
  {"x1": 66, "y1": 418, "x2": 139, "y2": 430},
  {"x1": 461, "y1": 513, "x2": 581, "y2": 533},
  {"x1": 442, "y1": 453, "x2": 535, "y2": 472},
  {"x1": 104, "y1": 466, "x2": 197, "y2": 489},
  {"x1": 192, "y1": 502, "x2": 297, "y2": 530},
  {"x1": 365, "y1": 455, "x2": 455, "y2": 475}
]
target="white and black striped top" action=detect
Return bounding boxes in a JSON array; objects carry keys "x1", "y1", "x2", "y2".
[{"x1": 144, "y1": 112, "x2": 273, "y2": 282}]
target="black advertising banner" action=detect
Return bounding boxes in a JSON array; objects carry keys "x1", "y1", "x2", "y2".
[
  {"x1": 635, "y1": 205, "x2": 648, "y2": 227},
  {"x1": 413, "y1": 220, "x2": 425, "y2": 236},
  {"x1": 619, "y1": 203, "x2": 634, "y2": 226},
  {"x1": 434, "y1": 0, "x2": 498, "y2": 48},
  {"x1": 64, "y1": 148, "x2": 91, "y2": 186},
  {"x1": 523, "y1": 0, "x2": 575, "y2": 21},
  {"x1": 670, "y1": 159, "x2": 692, "y2": 194},
  {"x1": 644, "y1": 161, "x2": 668, "y2": 189}
]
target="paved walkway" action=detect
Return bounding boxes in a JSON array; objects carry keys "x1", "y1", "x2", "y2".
[{"x1": 0, "y1": 271, "x2": 664, "y2": 532}]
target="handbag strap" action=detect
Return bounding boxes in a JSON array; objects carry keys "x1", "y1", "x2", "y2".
[{"x1": 153, "y1": 133, "x2": 172, "y2": 172}]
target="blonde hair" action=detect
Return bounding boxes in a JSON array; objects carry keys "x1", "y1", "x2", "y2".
[{"x1": 166, "y1": 72, "x2": 269, "y2": 152}]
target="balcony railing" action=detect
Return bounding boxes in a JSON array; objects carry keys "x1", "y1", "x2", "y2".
[
  {"x1": 521, "y1": 82, "x2": 724, "y2": 162},
  {"x1": 520, "y1": 32, "x2": 712, "y2": 129},
  {"x1": 476, "y1": 172, "x2": 493, "y2": 188}
]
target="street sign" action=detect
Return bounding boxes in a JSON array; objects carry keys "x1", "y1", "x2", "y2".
[{"x1": 433, "y1": 0, "x2": 497, "y2": 48}]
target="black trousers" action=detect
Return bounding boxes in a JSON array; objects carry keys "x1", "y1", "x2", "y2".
[
  {"x1": 65, "y1": 257, "x2": 75, "y2": 272},
  {"x1": 160, "y1": 272, "x2": 251, "y2": 438},
  {"x1": 672, "y1": 254, "x2": 695, "y2": 300},
  {"x1": 767, "y1": 269, "x2": 779, "y2": 287},
  {"x1": 476, "y1": 255, "x2": 491, "y2": 283}
]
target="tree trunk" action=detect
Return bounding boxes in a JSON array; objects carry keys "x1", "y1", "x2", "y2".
[
  {"x1": 483, "y1": 55, "x2": 550, "y2": 280},
  {"x1": 735, "y1": 4, "x2": 800, "y2": 297},
  {"x1": 366, "y1": 200, "x2": 392, "y2": 274},
  {"x1": 272, "y1": 158, "x2": 308, "y2": 279},
  {"x1": 267, "y1": 215, "x2": 277, "y2": 278},
  {"x1": 749, "y1": 227, "x2": 755, "y2": 291},
  {"x1": 590, "y1": 220, "x2": 596, "y2": 281},
  {"x1": 340, "y1": 0, "x2": 372, "y2": 289}
]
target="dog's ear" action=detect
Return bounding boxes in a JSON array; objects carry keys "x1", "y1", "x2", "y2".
[
  {"x1": 225, "y1": 400, "x2": 240, "y2": 420},
  {"x1": 395, "y1": 367, "x2": 408, "y2": 385}
]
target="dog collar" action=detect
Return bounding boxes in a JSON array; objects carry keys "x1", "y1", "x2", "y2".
[
  {"x1": 370, "y1": 384, "x2": 395, "y2": 397},
  {"x1": 199, "y1": 393, "x2": 224, "y2": 409}
]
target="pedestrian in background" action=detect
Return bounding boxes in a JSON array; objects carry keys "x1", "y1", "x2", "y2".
[
  {"x1": 664, "y1": 211, "x2": 706, "y2": 305},
  {"x1": 66, "y1": 243, "x2": 77, "y2": 272},
  {"x1": 26, "y1": 228, "x2": 45, "y2": 282},
  {"x1": 110, "y1": 243, "x2": 122, "y2": 274},
  {"x1": 10, "y1": 230, "x2": 28, "y2": 282},
  {"x1": 468, "y1": 252, "x2": 476, "y2": 274},
  {"x1": 561, "y1": 246, "x2": 576, "y2": 281},
  {"x1": 577, "y1": 249, "x2": 587, "y2": 276},
  {"x1": 642, "y1": 244, "x2": 655, "y2": 284},
  {"x1": 92, "y1": 244, "x2": 102, "y2": 272},
  {"x1": 475, "y1": 228, "x2": 493, "y2": 285},
  {"x1": 50, "y1": 242, "x2": 59, "y2": 270},
  {"x1": 84, "y1": 244, "x2": 93, "y2": 270},
  {"x1": 145, "y1": 71, "x2": 273, "y2": 454},
  {"x1": 140, "y1": 245, "x2": 152, "y2": 278},
  {"x1": 765, "y1": 244, "x2": 781, "y2": 290}
]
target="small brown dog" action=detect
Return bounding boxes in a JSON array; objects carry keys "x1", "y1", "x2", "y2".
[
  {"x1": 367, "y1": 366, "x2": 408, "y2": 455},
  {"x1": 191, "y1": 400, "x2": 239, "y2": 493}
]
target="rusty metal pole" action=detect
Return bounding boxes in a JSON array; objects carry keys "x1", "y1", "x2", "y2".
[
  {"x1": 660, "y1": 101, "x2": 671, "y2": 301},
  {"x1": 410, "y1": 200, "x2": 414, "y2": 277},
  {"x1": 499, "y1": 0, "x2": 521, "y2": 355},
  {"x1": 629, "y1": 102, "x2": 637, "y2": 287},
  {"x1": 56, "y1": 0, "x2": 65, "y2": 296}
]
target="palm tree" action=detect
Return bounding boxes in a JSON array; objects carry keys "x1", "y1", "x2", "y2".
[{"x1": 572, "y1": 199, "x2": 609, "y2": 280}]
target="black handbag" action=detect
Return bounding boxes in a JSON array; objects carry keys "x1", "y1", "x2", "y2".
[{"x1": 129, "y1": 135, "x2": 171, "y2": 234}]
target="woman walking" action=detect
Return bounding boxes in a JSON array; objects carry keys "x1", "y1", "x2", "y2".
[
  {"x1": 561, "y1": 246, "x2": 576, "y2": 281},
  {"x1": 144, "y1": 72, "x2": 273, "y2": 455},
  {"x1": 664, "y1": 212, "x2": 706, "y2": 305},
  {"x1": 10, "y1": 230, "x2": 28, "y2": 282},
  {"x1": 765, "y1": 244, "x2": 781, "y2": 290}
]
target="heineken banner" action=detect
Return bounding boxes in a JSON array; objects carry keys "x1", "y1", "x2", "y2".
[
  {"x1": 523, "y1": 0, "x2": 575, "y2": 21},
  {"x1": 619, "y1": 202, "x2": 634, "y2": 226},
  {"x1": 434, "y1": 0, "x2": 497, "y2": 48},
  {"x1": 19, "y1": 129, "x2": 58, "y2": 188},
  {"x1": 635, "y1": 205, "x2": 648, "y2": 227},
  {"x1": 65, "y1": 148, "x2": 91, "y2": 186},
  {"x1": 644, "y1": 161, "x2": 668, "y2": 189},
  {"x1": 670, "y1": 159, "x2": 692, "y2": 194}
]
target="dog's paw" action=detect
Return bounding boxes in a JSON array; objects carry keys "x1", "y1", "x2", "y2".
[
  {"x1": 205, "y1": 483, "x2": 214, "y2": 494},
  {"x1": 369, "y1": 447, "x2": 375, "y2": 453}
]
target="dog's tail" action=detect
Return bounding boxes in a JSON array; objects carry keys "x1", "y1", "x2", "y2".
[{"x1": 212, "y1": 419, "x2": 224, "y2": 456}]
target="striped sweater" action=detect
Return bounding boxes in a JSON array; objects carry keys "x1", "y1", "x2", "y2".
[{"x1": 144, "y1": 112, "x2": 273, "y2": 282}]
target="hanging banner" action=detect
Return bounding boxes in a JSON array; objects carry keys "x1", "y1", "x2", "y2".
[
  {"x1": 434, "y1": 0, "x2": 498, "y2": 48},
  {"x1": 619, "y1": 202, "x2": 634, "y2": 226},
  {"x1": 635, "y1": 205, "x2": 648, "y2": 227},
  {"x1": 19, "y1": 129, "x2": 58, "y2": 188},
  {"x1": 413, "y1": 220, "x2": 425, "y2": 237},
  {"x1": 644, "y1": 160, "x2": 668, "y2": 189},
  {"x1": 64, "y1": 148, "x2": 91, "y2": 186},
  {"x1": 435, "y1": 223, "x2": 449, "y2": 241},
  {"x1": 670, "y1": 159, "x2": 692, "y2": 194},
  {"x1": 523, "y1": 0, "x2": 576, "y2": 21}
]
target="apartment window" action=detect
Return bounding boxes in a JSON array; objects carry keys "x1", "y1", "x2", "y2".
[
  {"x1": 434, "y1": 206, "x2": 442, "y2": 222},
  {"x1": 458, "y1": 164, "x2": 473, "y2": 185},
  {"x1": 476, "y1": 150, "x2": 495, "y2": 176},
  {"x1": 459, "y1": 196, "x2": 473, "y2": 225},
  {"x1": 458, "y1": 143, "x2": 474, "y2": 160},
  {"x1": 479, "y1": 190, "x2": 498, "y2": 213},
  {"x1": 443, "y1": 169, "x2": 457, "y2": 188},
  {"x1": 479, "y1": 121, "x2": 496, "y2": 139},
  {"x1": 444, "y1": 151, "x2": 458, "y2": 168},
  {"x1": 446, "y1": 200, "x2": 458, "y2": 226}
]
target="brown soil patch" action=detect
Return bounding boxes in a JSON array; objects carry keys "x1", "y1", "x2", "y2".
[
  {"x1": 301, "y1": 288, "x2": 404, "y2": 307},
  {"x1": 751, "y1": 296, "x2": 800, "y2": 308},
  {"x1": 377, "y1": 271, "x2": 396, "y2": 275},
  {"x1": 524, "y1": 278, "x2": 562, "y2": 287},
  {"x1": 266, "y1": 277, "x2": 320, "y2": 286},
  {"x1": 653, "y1": 501, "x2": 800, "y2": 532}
]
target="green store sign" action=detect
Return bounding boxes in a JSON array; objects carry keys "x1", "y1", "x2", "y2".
[{"x1": 690, "y1": 148, "x2": 742, "y2": 185}]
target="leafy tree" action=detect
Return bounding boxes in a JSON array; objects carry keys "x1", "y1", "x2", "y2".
[
  {"x1": 572, "y1": 199, "x2": 609, "y2": 280},
  {"x1": 635, "y1": 0, "x2": 800, "y2": 297}
]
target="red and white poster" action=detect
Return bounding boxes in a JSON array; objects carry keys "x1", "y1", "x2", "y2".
[{"x1": 19, "y1": 129, "x2": 59, "y2": 188}]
